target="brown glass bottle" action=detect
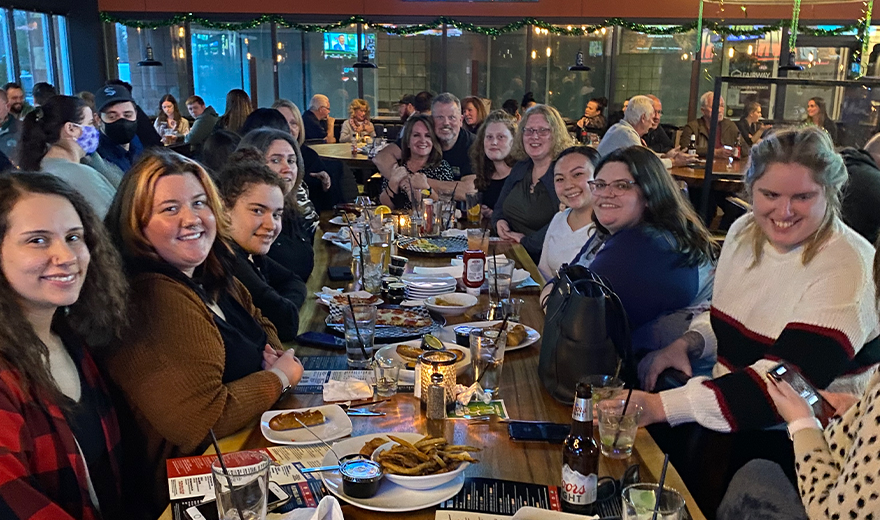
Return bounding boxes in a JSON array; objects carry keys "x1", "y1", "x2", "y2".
[{"x1": 561, "y1": 382, "x2": 599, "y2": 515}]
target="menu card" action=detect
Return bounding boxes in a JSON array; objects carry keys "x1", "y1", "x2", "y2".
[
  {"x1": 293, "y1": 355, "x2": 414, "y2": 393},
  {"x1": 438, "y1": 477, "x2": 563, "y2": 514},
  {"x1": 167, "y1": 445, "x2": 328, "y2": 520}
]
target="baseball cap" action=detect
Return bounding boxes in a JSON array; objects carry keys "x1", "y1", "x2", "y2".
[
  {"x1": 398, "y1": 94, "x2": 415, "y2": 106},
  {"x1": 94, "y1": 84, "x2": 134, "y2": 113}
]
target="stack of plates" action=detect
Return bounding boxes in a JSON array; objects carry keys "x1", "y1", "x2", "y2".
[{"x1": 401, "y1": 273, "x2": 458, "y2": 300}]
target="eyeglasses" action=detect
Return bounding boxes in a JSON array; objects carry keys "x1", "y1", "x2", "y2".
[
  {"x1": 588, "y1": 180, "x2": 638, "y2": 195},
  {"x1": 523, "y1": 127, "x2": 552, "y2": 137}
]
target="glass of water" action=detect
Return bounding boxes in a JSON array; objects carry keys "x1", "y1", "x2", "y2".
[
  {"x1": 342, "y1": 305, "x2": 377, "y2": 369},
  {"x1": 211, "y1": 451, "x2": 270, "y2": 520},
  {"x1": 373, "y1": 359, "x2": 400, "y2": 397},
  {"x1": 469, "y1": 328, "x2": 507, "y2": 399},
  {"x1": 622, "y1": 483, "x2": 685, "y2": 520},
  {"x1": 597, "y1": 398, "x2": 642, "y2": 459},
  {"x1": 486, "y1": 257, "x2": 515, "y2": 305}
]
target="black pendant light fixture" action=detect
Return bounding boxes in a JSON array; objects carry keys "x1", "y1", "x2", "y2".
[
  {"x1": 778, "y1": 50, "x2": 804, "y2": 71},
  {"x1": 569, "y1": 49, "x2": 591, "y2": 72},
  {"x1": 352, "y1": 23, "x2": 377, "y2": 69},
  {"x1": 137, "y1": 44, "x2": 163, "y2": 67}
]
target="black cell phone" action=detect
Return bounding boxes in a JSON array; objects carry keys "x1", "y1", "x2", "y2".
[
  {"x1": 295, "y1": 331, "x2": 346, "y2": 350},
  {"x1": 327, "y1": 266, "x2": 353, "y2": 281},
  {"x1": 768, "y1": 362, "x2": 835, "y2": 426},
  {"x1": 508, "y1": 422, "x2": 570, "y2": 443},
  {"x1": 185, "y1": 482, "x2": 290, "y2": 520}
]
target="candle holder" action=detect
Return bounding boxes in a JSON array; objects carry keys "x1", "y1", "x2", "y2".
[{"x1": 416, "y1": 350, "x2": 457, "y2": 403}]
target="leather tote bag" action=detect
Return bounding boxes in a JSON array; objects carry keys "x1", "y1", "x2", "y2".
[{"x1": 539, "y1": 264, "x2": 633, "y2": 404}]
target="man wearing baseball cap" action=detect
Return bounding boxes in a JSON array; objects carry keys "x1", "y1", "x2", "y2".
[
  {"x1": 397, "y1": 94, "x2": 415, "y2": 123},
  {"x1": 94, "y1": 84, "x2": 144, "y2": 175}
]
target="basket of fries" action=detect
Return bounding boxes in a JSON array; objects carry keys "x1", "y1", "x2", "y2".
[{"x1": 361, "y1": 434, "x2": 480, "y2": 490}]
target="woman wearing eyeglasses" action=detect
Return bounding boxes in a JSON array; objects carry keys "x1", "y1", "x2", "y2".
[
  {"x1": 491, "y1": 105, "x2": 574, "y2": 261},
  {"x1": 574, "y1": 145, "x2": 718, "y2": 372}
]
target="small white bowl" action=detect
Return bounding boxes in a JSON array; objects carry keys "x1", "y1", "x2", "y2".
[
  {"x1": 424, "y1": 292, "x2": 478, "y2": 317},
  {"x1": 371, "y1": 441, "x2": 469, "y2": 490}
]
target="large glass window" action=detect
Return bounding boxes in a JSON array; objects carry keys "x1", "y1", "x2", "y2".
[
  {"x1": 51, "y1": 15, "x2": 73, "y2": 94},
  {"x1": 446, "y1": 28, "x2": 488, "y2": 100},
  {"x1": 303, "y1": 28, "x2": 377, "y2": 120},
  {"x1": 192, "y1": 25, "x2": 244, "y2": 112},
  {"x1": 14, "y1": 10, "x2": 52, "y2": 101},
  {"x1": 115, "y1": 24, "x2": 190, "y2": 116},
  {"x1": 0, "y1": 10, "x2": 13, "y2": 86},
  {"x1": 277, "y1": 27, "x2": 305, "y2": 109},
  {"x1": 376, "y1": 28, "x2": 433, "y2": 115},
  {"x1": 240, "y1": 25, "x2": 273, "y2": 107},
  {"x1": 488, "y1": 28, "x2": 527, "y2": 112}
]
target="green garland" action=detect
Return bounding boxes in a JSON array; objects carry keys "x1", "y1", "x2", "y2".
[{"x1": 99, "y1": 13, "x2": 860, "y2": 38}]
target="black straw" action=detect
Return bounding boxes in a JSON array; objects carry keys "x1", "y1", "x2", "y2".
[
  {"x1": 347, "y1": 296, "x2": 371, "y2": 363},
  {"x1": 342, "y1": 213, "x2": 366, "y2": 288},
  {"x1": 651, "y1": 454, "x2": 671, "y2": 520},
  {"x1": 444, "y1": 183, "x2": 459, "y2": 229},
  {"x1": 491, "y1": 246, "x2": 499, "y2": 302},
  {"x1": 210, "y1": 429, "x2": 246, "y2": 520},
  {"x1": 613, "y1": 387, "x2": 634, "y2": 448}
]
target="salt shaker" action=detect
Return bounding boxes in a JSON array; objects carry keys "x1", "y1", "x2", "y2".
[{"x1": 426, "y1": 373, "x2": 446, "y2": 420}]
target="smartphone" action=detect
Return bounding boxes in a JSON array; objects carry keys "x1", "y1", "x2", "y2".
[
  {"x1": 327, "y1": 266, "x2": 353, "y2": 281},
  {"x1": 295, "y1": 331, "x2": 346, "y2": 350},
  {"x1": 768, "y1": 362, "x2": 835, "y2": 426},
  {"x1": 508, "y1": 422, "x2": 570, "y2": 443},
  {"x1": 185, "y1": 482, "x2": 290, "y2": 520}
]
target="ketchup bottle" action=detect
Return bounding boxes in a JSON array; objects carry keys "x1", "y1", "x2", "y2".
[{"x1": 463, "y1": 249, "x2": 486, "y2": 298}]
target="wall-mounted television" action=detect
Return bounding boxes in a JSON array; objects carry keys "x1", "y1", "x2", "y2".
[{"x1": 323, "y1": 33, "x2": 376, "y2": 60}]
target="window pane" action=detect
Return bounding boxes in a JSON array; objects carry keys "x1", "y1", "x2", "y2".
[
  {"x1": 0, "y1": 10, "x2": 13, "y2": 85},
  {"x1": 616, "y1": 27, "x2": 699, "y2": 127},
  {"x1": 192, "y1": 25, "x2": 244, "y2": 111},
  {"x1": 488, "y1": 28, "x2": 527, "y2": 112},
  {"x1": 14, "y1": 10, "x2": 52, "y2": 102},
  {"x1": 52, "y1": 16, "x2": 73, "y2": 95},
  {"x1": 543, "y1": 29, "x2": 611, "y2": 121},
  {"x1": 239, "y1": 25, "x2": 273, "y2": 107},
  {"x1": 116, "y1": 24, "x2": 191, "y2": 116},
  {"x1": 446, "y1": 28, "x2": 488, "y2": 99},
  {"x1": 304, "y1": 29, "x2": 377, "y2": 120},
  {"x1": 277, "y1": 27, "x2": 304, "y2": 108},
  {"x1": 377, "y1": 28, "x2": 434, "y2": 115}
]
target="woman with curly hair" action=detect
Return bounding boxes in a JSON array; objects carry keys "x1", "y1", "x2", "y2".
[
  {"x1": 215, "y1": 89, "x2": 253, "y2": 136},
  {"x1": 469, "y1": 110, "x2": 517, "y2": 218},
  {"x1": 0, "y1": 172, "x2": 128, "y2": 519},
  {"x1": 339, "y1": 98, "x2": 375, "y2": 143},
  {"x1": 491, "y1": 104, "x2": 575, "y2": 260}
]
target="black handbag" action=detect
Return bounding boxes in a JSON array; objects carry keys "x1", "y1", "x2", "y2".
[{"x1": 539, "y1": 263, "x2": 634, "y2": 404}]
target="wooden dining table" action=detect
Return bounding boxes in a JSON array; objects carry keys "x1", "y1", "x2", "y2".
[
  {"x1": 310, "y1": 143, "x2": 378, "y2": 170},
  {"x1": 159, "y1": 212, "x2": 706, "y2": 520},
  {"x1": 669, "y1": 158, "x2": 745, "y2": 193}
]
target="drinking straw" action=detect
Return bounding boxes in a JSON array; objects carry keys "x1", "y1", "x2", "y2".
[
  {"x1": 444, "y1": 182, "x2": 459, "y2": 229},
  {"x1": 612, "y1": 387, "x2": 634, "y2": 449},
  {"x1": 343, "y1": 213, "x2": 366, "y2": 288},
  {"x1": 210, "y1": 429, "x2": 246, "y2": 520},
  {"x1": 651, "y1": 454, "x2": 671, "y2": 520},
  {"x1": 477, "y1": 316, "x2": 509, "y2": 385},
  {"x1": 491, "y1": 245, "x2": 499, "y2": 301},
  {"x1": 347, "y1": 295, "x2": 371, "y2": 362}
]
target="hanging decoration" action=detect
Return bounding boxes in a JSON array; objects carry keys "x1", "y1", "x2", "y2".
[{"x1": 99, "y1": 13, "x2": 861, "y2": 39}]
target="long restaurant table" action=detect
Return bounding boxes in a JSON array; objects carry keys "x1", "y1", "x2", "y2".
[
  {"x1": 310, "y1": 143, "x2": 377, "y2": 170},
  {"x1": 160, "y1": 212, "x2": 706, "y2": 520},
  {"x1": 669, "y1": 158, "x2": 745, "y2": 193}
]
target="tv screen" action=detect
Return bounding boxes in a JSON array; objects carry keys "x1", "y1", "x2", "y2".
[{"x1": 324, "y1": 33, "x2": 358, "y2": 59}]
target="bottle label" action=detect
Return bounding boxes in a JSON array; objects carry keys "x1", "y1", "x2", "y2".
[
  {"x1": 561, "y1": 464, "x2": 597, "y2": 505},
  {"x1": 571, "y1": 397, "x2": 591, "y2": 422},
  {"x1": 465, "y1": 259, "x2": 485, "y2": 284}
]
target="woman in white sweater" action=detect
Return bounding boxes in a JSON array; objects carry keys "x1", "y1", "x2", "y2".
[{"x1": 537, "y1": 146, "x2": 600, "y2": 281}]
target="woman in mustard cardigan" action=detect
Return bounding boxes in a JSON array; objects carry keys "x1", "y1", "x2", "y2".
[{"x1": 102, "y1": 148, "x2": 303, "y2": 517}]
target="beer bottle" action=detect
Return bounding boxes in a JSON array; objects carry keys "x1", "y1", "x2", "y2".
[
  {"x1": 687, "y1": 133, "x2": 697, "y2": 156},
  {"x1": 561, "y1": 382, "x2": 599, "y2": 514}
]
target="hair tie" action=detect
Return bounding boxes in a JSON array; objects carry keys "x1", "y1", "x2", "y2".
[{"x1": 34, "y1": 107, "x2": 44, "y2": 122}]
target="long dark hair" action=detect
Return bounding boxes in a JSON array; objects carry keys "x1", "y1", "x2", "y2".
[
  {"x1": 593, "y1": 146, "x2": 718, "y2": 266},
  {"x1": 807, "y1": 96, "x2": 829, "y2": 127},
  {"x1": 470, "y1": 110, "x2": 517, "y2": 191},
  {"x1": 156, "y1": 94, "x2": 182, "y2": 125},
  {"x1": 400, "y1": 114, "x2": 442, "y2": 167},
  {"x1": 18, "y1": 95, "x2": 88, "y2": 170},
  {"x1": 237, "y1": 128, "x2": 306, "y2": 207},
  {"x1": 218, "y1": 89, "x2": 253, "y2": 135},
  {"x1": 0, "y1": 173, "x2": 127, "y2": 405}
]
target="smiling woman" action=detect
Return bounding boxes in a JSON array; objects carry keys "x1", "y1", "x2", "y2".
[{"x1": 101, "y1": 148, "x2": 304, "y2": 516}]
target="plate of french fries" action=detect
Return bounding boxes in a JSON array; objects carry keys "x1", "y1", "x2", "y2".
[
  {"x1": 319, "y1": 432, "x2": 476, "y2": 511},
  {"x1": 368, "y1": 434, "x2": 480, "y2": 490}
]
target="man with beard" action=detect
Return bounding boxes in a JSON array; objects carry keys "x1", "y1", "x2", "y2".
[
  {"x1": 2, "y1": 82, "x2": 33, "y2": 121},
  {"x1": 373, "y1": 92, "x2": 476, "y2": 199},
  {"x1": 94, "y1": 85, "x2": 143, "y2": 175},
  {"x1": 398, "y1": 94, "x2": 415, "y2": 123},
  {"x1": 0, "y1": 88, "x2": 19, "y2": 164}
]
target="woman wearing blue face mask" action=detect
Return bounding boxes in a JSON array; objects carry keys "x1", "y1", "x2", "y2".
[{"x1": 19, "y1": 95, "x2": 117, "y2": 218}]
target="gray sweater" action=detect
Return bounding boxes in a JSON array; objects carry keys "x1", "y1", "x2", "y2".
[{"x1": 41, "y1": 157, "x2": 117, "y2": 218}]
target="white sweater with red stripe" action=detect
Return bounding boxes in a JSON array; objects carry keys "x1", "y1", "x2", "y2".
[{"x1": 660, "y1": 216, "x2": 879, "y2": 432}]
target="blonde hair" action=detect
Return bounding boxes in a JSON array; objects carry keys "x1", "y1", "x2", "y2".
[
  {"x1": 510, "y1": 104, "x2": 574, "y2": 162},
  {"x1": 741, "y1": 126, "x2": 846, "y2": 266},
  {"x1": 272, "y1": 99, "x2": 306, "y2": 146},
  {"x1": 348, "y1": 98, "x2": 371, "y2": 119}
]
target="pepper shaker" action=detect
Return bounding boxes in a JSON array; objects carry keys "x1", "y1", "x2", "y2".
[{"x1": 426, "y1": 373, "x2": 446, "y2": 420}]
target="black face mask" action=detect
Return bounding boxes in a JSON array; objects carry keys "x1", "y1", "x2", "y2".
[{"x1": 104, "y1": 118, "x2": 138, "y2": 145}]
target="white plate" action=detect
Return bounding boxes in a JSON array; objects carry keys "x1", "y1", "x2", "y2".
[
  {"x1": 372, "y1": 440, "x2": 469, "y2": 490},
  {"x1": 442, "y1": 320, "x2": 540, "y2": 352},
  {"x1": 321, "y1": 433, "x2": 466, "y2": 512},
  {"x1": 260, "y1": 405, "x2": 352, "y2": 445},
  {"x1": 401, "y1": 273, "x2": 458, "y2": 288},
  {"x1": 424, "y1": 293, "x2": 479, "y2": 317},
  {"x1": 318, "y1": 291, "x2": 384, "y2": 307},
  {"x1": 329, "y1": 216, "x2": 349, "y2": 226},
  {"x1": 374, "y1": 340, "x2": 470, "y2": 383}
]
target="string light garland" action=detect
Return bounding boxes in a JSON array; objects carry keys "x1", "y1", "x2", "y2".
[{"x1": 99, "y1": 13, "x2": 861, "y2": 38}]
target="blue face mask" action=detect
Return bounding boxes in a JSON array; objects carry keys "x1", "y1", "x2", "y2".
[{"x1": 75, "y1": 124, "x2": 100, "y2": 155}]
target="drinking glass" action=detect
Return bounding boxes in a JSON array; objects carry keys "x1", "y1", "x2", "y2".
[
  {"x1": 211, "y1": 451, "x2": 270, "y2": 520},
  {"x1": 373, "y1": 359, "x2": 400, "y2": 397},
  {"x1": 622, "y1": 483, "x2": 685, "y2": 520},
  {"x1": 582, "y1": 375, "x2": 625, "y2": 410},
  {"x1": 486, "y1": 257, "x2": 515, "y2": 304},
  {"x1": 467, "y1": 228, "x2": 490, "y2": 252},
  {"x1": 597, "y1": 399, "x2": 642, "y2": 459},
  {"x1": 342, "y1": 305, "x2": 377, "y2": 369},
  {"x1": 362, "y1": 261, "x2": 384, "y2": 294},
  {"x1": 501, "y1": 298, "x2": 524, "y2": 322},
  {"x1": 469, "y1": 328, "x2": 507, "y2": 399},
  {"x1": 465, "y1": 192, "x2": 482, "y2": 223}
]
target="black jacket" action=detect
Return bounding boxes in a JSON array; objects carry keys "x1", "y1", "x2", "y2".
[
  {"x1": 231, "y1": 244, "x2": 305, "y2": 342},
  {"x1": 267, "y1": 209, "x2": 316, "y2": 283},
  {"x1": 841, "y1": 148, "x2": 880, "y2": 244}
]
